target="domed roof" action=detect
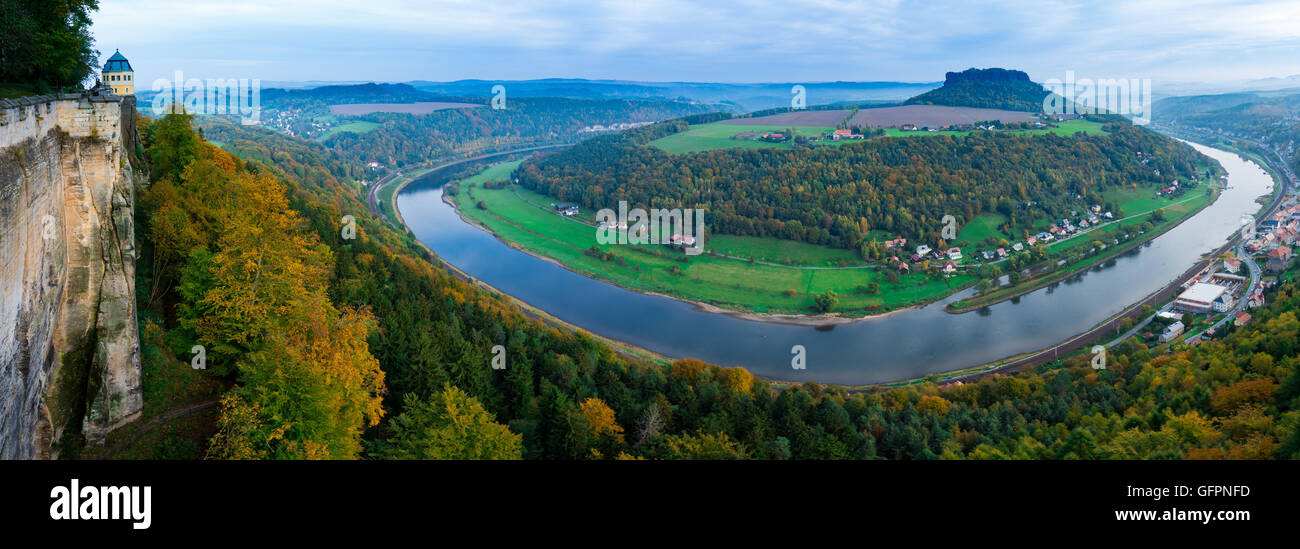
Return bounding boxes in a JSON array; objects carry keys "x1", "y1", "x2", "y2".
[{"x1": 103, "y1": 50, "x2": 133, "y2": 72}]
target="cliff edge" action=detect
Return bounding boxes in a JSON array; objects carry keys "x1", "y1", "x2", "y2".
[{"x1": 0, "y1": 91, "x2": 146, "y2": 459}]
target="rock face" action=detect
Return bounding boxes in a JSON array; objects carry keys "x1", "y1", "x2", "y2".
[{"x1": 0, "y1": 92, "x2": 145, "y2": 459}]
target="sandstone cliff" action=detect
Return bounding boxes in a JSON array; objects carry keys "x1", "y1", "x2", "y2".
[{"x1": 0, "y1": 92, "x2": 145, "y2": 459}]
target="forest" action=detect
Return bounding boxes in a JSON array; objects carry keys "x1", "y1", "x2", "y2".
[
  {"x1": 128, "y1": 113, "x2": 1298, "y2": 460},
  {"x1": 515, "y1": 116, "x2": 1208, "y2": 250}
]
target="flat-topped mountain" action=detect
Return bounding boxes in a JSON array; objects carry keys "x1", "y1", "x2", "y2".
[{"x1": 905, "y1": 67, "x2": 1050, "y2": 112}]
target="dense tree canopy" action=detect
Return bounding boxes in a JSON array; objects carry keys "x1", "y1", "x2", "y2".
[
  {"x1": 517, "y1": 118, "x2": 1207, "y2": 249},
  {"x1": 137, "y1": 110, "x2": 1296, "y2": 461},
  {"x1": 904, "y1": 68, "x2": 1052, "y2": 112},
  {"x1": 0, "y1": 0, "x2": 100, "y2": 93}
]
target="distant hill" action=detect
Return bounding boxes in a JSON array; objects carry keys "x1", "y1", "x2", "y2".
[
  {"x1": 1154, "y1": 91, "x2": 1300, "y2": 155},
  {"x1": 260, "y1": 82, "x2": 441, "y2": 104},
  {"x1": 905, "y1": 68, "x2": 1049, "y2": 112},
  {"x1": 1153, "y1": 92, "x2": 1262, "y2": 122},
  {"x1": 397, "y1": 79, "x2": 940, "y2": 112}
]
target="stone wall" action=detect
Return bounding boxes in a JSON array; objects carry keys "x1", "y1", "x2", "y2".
[{"x1": 0, "y1": 92, "x2": 144, "y2": 459}]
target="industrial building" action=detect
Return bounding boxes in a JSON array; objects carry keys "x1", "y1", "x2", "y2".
[{"x1": 1173, "y1": 283, "x2": 1230, "y2": 314}]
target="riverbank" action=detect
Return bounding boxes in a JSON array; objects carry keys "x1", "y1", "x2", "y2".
[
  {"x1": 947, "y1": 181, "x2": 1220, "y2": 312},
  {"x1": 382, "y1": 150, "x2": 675, "y2": 366},
  {"x1": 454, "y1": 180, "x2": 973, "y2": 319},
  {"x1": 448, "y1": 154, "x2": 1221, "y2": 323},
  {"x1": 395, "y1": 138, "x2": 1274, "y2": 387}
]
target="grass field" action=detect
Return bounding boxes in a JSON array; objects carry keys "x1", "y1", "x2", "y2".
[
  {"x1": 708, "y1": 234, "x2": 866, "y2": 267},
  {"x1": 881, "y1": 119, "x2": 1105, "y2": 138},
  {"x1": 319, "y1": 120, "x2": 381, "y2": 140},
  {"x1": 450, "y1": 161, "x2": 973, "y2": 316},
  {"x1": 444, "y1": 150, "x2": 1214, "y2": 316},
  {"x1": 954, "y1": 213, "x2": 1009, "y2": 248},
  {"x1": 649, "y1": 123, "x2": 849, "y2": 154},
  {"x1": 652, "y1": 119, "x2": 1108, "y2": 154}
]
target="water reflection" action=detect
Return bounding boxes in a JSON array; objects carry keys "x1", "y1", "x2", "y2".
[{"x1": 397, "y1": 142, "x2": 1271, "y2": 384}]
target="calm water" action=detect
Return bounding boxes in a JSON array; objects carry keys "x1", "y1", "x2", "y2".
[{"x1": 396, "y1": 142, "x2": 1272, "y2": 384}]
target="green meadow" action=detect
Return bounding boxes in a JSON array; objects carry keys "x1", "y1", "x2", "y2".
[
  {"x1": 650, "y1": 119, "x2": 1108, "y2": 154},
  {"x1": 649, "y1": 123, "x2": 850, "y2": 154},
  {"x1": 450, "y1": 161, "x2": 972, "y2": 316},
  {"x1": 319, "y1": 120, "x2": 381, "y2": 140},
  {"x1": 443, "y1": 150, "x2": 1215, "y2": 317}
]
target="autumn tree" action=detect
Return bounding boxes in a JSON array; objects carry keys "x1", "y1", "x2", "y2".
[{"x1": 372, "y1": 385, "x2": 521, "y2": 460}]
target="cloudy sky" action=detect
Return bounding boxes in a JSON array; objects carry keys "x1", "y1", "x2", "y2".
[{"x1": 93, "y1": 0, "x2": 1300, "y2": 86}]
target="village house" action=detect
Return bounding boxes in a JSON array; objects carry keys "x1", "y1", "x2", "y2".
[
  {"x1": 1212, "y1": 293, "x2": 1235, "y2": 313},
  {"x1": 942, "y1": 261, "x2": 957, "y2": 274},
  {"x1": 1267, "y1": 245, "x2": 1293, "y2": 272},
  {"x1": 1222, "y1": 258, "x2": 1242, "y2": 274},
  {"x1": 831, "y1": 128, "x2": 862, "y2": 140},
  {"x1": 885, "y1": 237, "x2": 907, "y2": 250},
  {"x1": 947, "y1": 247, "x2": 963, "y2": 261},
  {"x1": 1234, "y1": 311, "x2": 1252, "y2": 327},
  {"x1": 1160, "y1": 321, "x2": 1185, "y2": 343}
]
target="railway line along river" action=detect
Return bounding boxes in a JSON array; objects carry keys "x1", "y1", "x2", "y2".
[{"x1": 396, "y1": 142, "x2": 1274, "y2": 385}]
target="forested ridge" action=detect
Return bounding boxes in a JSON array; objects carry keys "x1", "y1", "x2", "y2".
[
  {"x1": 516, "y1": 117, "x2": 1208, "y2": 249},
  {"x1": 130, "y1": 113, "x2": 1299, "y2": 460},
  {"x1": 302, "y1": 96, "x2": 714, "y2": 168}
]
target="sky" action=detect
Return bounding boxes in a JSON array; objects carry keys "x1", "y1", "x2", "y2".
[{"x1": 92, "y1": 0, "x2": 1300, "y2": 87}]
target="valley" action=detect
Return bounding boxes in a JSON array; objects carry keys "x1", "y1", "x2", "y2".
[{"x1": 447, "y1": 108, "x2": 1218, "y2": 318}]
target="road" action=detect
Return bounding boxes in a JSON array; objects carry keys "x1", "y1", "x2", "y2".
[
  {"x1": 1184, "y1": 241, "x2": 1262, "y2": 344},
  {"x1": 1105, "y1": 128, "x2": 1296, "y2": 347},
  {"x1": 364, "y1": 143, "x2": 573, "y2": 220}
]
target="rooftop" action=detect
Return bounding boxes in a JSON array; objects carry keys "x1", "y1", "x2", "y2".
[
  {"x1": 1177, "y1": 283, "x2": 1228, "y2": 304},
  {"x1": 103, "y1": 50, "x2": 133, "y2": 73}
]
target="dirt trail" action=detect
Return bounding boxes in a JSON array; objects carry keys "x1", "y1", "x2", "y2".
[{"x1": 99, "y1": 399, "x2": 220, "y2": 459}]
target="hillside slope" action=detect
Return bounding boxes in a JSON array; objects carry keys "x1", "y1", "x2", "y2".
[{"x1": 115, "y1": 114, "x2": 1300, "y2": 460}]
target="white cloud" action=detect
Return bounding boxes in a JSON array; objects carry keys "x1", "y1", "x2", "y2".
[{"x1": 91, "y1": 0, "x2": 1300, "y2": 84}]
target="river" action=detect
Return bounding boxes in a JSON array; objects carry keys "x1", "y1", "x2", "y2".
[{"x1": 396, "y1": 142, "x2": 1272, "y2": 385}]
